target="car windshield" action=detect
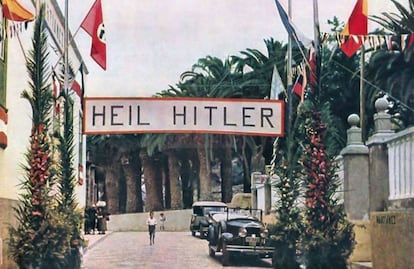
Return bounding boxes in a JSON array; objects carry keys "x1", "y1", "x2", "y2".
[
  {"x1": 193, "y1": 206, "x2": 226, "y2": 216},
  {"x1": 226, "y1": 208, "x2": 262, "y2": 221},
  {"x1": 203, "y1": 206, "x2": 226, "y2": 214}
]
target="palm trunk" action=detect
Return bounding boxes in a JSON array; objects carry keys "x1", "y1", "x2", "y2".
[
  {"x1": 141, "y1": 151, "x2": 164, "y2": 211},
  {"x1": 167, "y1": 150, "x2": 182, "y2": 209},
  {"x1": 197, "y1": 142, "x2": 212, "y2": 201},
  {"x1": 96, "y1": 146, "x2": 122, "y2": 214},
  {"x1": 105, "y1": 166, "x2": 120, "y2": 214},
  {"x1": 180, "y1": 150, "x2": 194, "y2": 208},
  {"x1": 241, "y1": 137, "x2": 251, "y2": 193},
  {"x1": 163, "y1": 155, "x2": 171, "y2": 209},
  {"x1": 221, "y1": 137, "x2": 233, "y2": 203},
  {"x1": 122, "y1": 154, "x2": 141, "y2": 213}
]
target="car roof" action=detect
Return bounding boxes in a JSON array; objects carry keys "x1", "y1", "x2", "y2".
[
  {"x1": 192, "y1": 201, "x2": 228, "y2": 207},
  {"x1": 211, "y1": 212, "x2": 257, "y2": 222}
]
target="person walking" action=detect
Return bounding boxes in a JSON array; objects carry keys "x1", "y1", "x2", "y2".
[
  {"x1": 146, "y1": 211, "x2": 157, "y2": 245},
  {"x1": 96, "y1": 207, "x2": 108, "y2": 234},
  {"x1": 159, "y1": 212, "x2": 166, "y2": 231},
  {"x1": 84, "y1": 204, "x2": 97, "y2": 234}
]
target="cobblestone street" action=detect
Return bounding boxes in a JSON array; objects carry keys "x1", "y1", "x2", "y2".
[{"x1": 81, "y1": 231, "x2": 272, "y2": 269}]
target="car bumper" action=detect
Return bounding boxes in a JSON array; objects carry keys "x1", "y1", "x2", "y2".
[
  {"x1": 225, "y1": 244, "x2": 274, "y2": 256},
  {"x1": 200, "y1": 226, "x2": 209, "y2": 233}
]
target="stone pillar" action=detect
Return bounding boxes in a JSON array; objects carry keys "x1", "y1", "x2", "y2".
[
  {"x1": 264, "y1": 177, "x2": 271, "y2": 214},
  {"x1": 340, "y1": 114, "x2": 369, "y2": 220},
  {"x1": 366, "y1": 97, "x2": 394, "y2": 212},
  {"x1": 251, "y1": 172, "x2": 260, "y2": 209}
]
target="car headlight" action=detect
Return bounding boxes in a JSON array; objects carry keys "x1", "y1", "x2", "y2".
[
  {"x1": 260, "y1": 229, "x2": 269, "y2": 238},
  {"x1": 238, "y1": 228, "x2": 247, "y2": 237}
]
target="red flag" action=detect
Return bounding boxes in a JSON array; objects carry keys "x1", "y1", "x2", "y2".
[
  {"x1": 71, "y1": 80, "x2": 82, "y2": 98},
  {"x1": 340, "y1": 0, "x2": 368, "y2": 57},
  {"x1": 342, "y1": 0, "x2": 368, "y2": 36},
  {"x1": 2, "y1": 0, "x2": 34, "y2": 22},
  {"x1": 408, "y1": 34, "x2": 414, "y2": 48},
  {"x1": 341, "y1": 35, "x2": 364, "y2": 57},
  {"x1": 81, "y1": 0, "x2": 106, "y2": 70},
  {"x1": 292, "y1": 69, "x2": 307, "y2": 102},
  {"x1": 0, "y1": 107, "x2": 8, "y2": 148},
  {"x1": 307, "y1": 47, "x2": 317, "y2": 90},
  {"x1": 52, "y1": 72, "x2": 61, "y2": 114}
]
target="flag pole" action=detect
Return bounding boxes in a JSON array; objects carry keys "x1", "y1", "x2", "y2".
[
  {"x1": 313, "y1": 0, "x2": 320, "y2": 53},
  {"x1": 360, "y1": 45, "x2": 366, "y2": 141},
  {"x1": 313, "y1": 0, "x2": 320, "y2": 98},
  {"x1": 64, "y1": 0, "x2": 69, "y2": 95},
  {"x1": 287, "y1": 0, "x2": 293, "y2": 134},
  {"x1": 52, "y1": 26, "x2": 82, "y2": 71}
]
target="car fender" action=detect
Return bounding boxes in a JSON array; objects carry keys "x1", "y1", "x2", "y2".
[
  {"x1": 208, "y1": 225, "x2": 217, "y2": 245},
  {"x1": 219, "y1": 220, "x2": 227, "y2": 233}
]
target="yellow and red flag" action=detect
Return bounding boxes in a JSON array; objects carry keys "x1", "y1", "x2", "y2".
[
  {"x1": 2, "y1": 0, "x2": 34, "y2": 22},
  {"x1": 340, "y1": 0, "x2": 368, "y2": 57}
]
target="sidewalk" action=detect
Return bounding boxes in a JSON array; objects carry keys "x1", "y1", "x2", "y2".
[{"x1": 82, "y1": 231, "x2": 113, "y2": 254}]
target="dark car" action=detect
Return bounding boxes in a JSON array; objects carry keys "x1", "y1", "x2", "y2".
[
  {"x1": 190, "y1": 201, "x2": 227, "y2": 239},
  {"x1": 207, "y1": 207, "x2": 274, "y2": 266}
]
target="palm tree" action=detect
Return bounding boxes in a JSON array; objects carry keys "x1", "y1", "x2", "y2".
[
  {"x1": 121, "y1": 149, "x2": 142, "y2": 212},
  {"x1": 55, "y1": 92, "x2": 83, "y2": 268},
  {"x1": 88, "y1": 134, "x2": 143, "y2": 214},
  {"x1": 9, "y1": 7, "x2": 72, "y2": 268},
  {"x1": 139, "y1": 133, "x2": 170, "y2": 210},
  {"x1": 366, "y1": 0, "x2": 414, "y2": 130},
  {"x1": 159, "y1": 56, "x2": 244, "y2": 201},
  {"x1": 139, "y1": 149, "x2": 164, "y2": 211},
  {"x1": 162, "y1": 39, "x2": 291, "y2": 200},
  {"x1": 233, "y1": 38, "x2": 288, "y2": 99}
]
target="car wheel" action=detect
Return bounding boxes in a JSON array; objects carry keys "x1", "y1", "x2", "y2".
[
  {"x1": 199, "y1": 227, "x2": 205, "y2": 239},
  {"x1": 209, "y1": 245, "x2": 216, "y2": 257},
  {"x1": 222, "y1": 241, "x2": 230, "y2": 266}
]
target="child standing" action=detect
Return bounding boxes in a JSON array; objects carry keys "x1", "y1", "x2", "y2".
[
  {"x1": 146, "y1": 211, "x2": 157, "y2": 245},
  {"x1": 159, "y1": 212, "x2": 166, "y2": 231}
]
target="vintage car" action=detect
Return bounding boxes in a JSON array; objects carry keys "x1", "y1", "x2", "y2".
[
  {"x1": 190, "y1": 201, "x2": 227, "y2": 239},
  {"x1": 207, "y1": 207, "x2": 274, "y2": 266}
]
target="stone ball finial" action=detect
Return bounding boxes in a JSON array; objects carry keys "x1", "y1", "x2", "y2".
[
  {"x1": 375, "y1": 97, "x2": 389, "y2": 112},
  {"x1": 348, "y1": 114, "x2": 360, "y2": 127}
]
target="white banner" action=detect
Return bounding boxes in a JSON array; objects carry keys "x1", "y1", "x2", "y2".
[{"x1": 83, "y1": 97, "x2": 284, "y2": 137}]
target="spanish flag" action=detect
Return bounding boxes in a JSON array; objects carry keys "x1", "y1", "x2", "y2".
[
  {"x1": 340, "y1": 0, "x2": 368, "y2": 57},
  {"x1": 2, "y1": 0, "x2": 34, "y2": 22},
  {"x1": 342, "y1": 0, "x2": 368, "y2": 36}
]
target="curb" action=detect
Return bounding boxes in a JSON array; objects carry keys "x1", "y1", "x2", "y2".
[{"x1": 83, "y1": 231, "x2": 113, "y2": 255}]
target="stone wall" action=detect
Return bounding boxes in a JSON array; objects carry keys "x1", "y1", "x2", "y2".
[
  {"x1": 349, "y1": 220, "x2": 371, "y2": 263},
  {"x1": 0, "y1": 198, "x2": 19, "y2": 269},
  {"x1": 370, "y1": 211, "x2": 414, "y2": 269},
  {"x1": 107, "y1": 209, "x2": 193, "y2": 232}
]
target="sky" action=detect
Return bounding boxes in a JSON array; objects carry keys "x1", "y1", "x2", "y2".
[{"x1": 56, "y1": 0, "x2": 402, "y2": 98}]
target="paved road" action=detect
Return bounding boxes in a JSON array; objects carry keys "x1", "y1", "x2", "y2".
[{"x1": 81, "y1": 231, "x2": 272, "y2": 269}]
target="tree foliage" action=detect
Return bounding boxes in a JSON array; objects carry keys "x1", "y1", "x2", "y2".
[
  {"x1": 366, "y1": 0, "x2": 414, "y2": 130},
  {"x1": 299, "y1": 106, "x2": 354, "y2": 269},
  {"x1": 55, "y1": 93, "x2": 83, "y2": 268},
  {"x1": 8, "y1": 7, "x2": 72, "y2": 268}
]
